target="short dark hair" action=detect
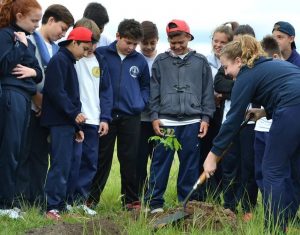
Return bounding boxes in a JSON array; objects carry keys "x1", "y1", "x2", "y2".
[
  {"x1": 261, "y1": 35, "x2": 281, "y2": 57},
  {"x1": 118, "y1": 19, "x2": 143, "y2": 41},
  {"x1": 234, "y1": 24, "x2": 256, "y2": 38},
  {"x1": 167, "y1": 31, "x2": 187, "y2": 39},
  {"x1": 83, "y1": 2, "x2": 109, "y2": 29},
  {"x1": 41, "y1": 4, "x2": 74, "y2": 27},
  {"x1": 141, "y1": 21, "x2": 158, "y2": 41}
]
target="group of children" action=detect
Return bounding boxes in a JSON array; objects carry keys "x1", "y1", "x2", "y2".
[{"x1": 1, "y1": 0, "x2": 300, "y2": 233}]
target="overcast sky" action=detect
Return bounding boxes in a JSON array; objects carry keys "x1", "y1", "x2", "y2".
[{"x1": 38, "y1": 0, "x2": 300, "y2": 55}]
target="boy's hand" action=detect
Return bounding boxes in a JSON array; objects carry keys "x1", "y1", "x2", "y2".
[
  {"x1": 12, "y1": 64, "x2": 37, "y2": 79},
  {"x1": 152, "y1": 119, "x2": 163, "y2": 136},
  {"x1": 75, "y1": 130, "x2": 84, "y2": 142},
  {"x1": 75, "y1": 113, "x2": 87, "y2": 124},
  {"x1": 246, "y1": 108, "x2": 266, "y2": 121},
  {"x1": 32, "y1": 92, "x2": 43, "y2": 110},
  {"x1": 203, "y1": 151, "x2": 218, "y2": 178},
  {"x1": 198, "y1": 121, "x2": 209, "y2": 138},
  {"x1": 98, "y1": 122, "x2": 109, "y2": 136}
]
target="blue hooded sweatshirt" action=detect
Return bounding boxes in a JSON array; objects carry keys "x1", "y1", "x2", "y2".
[{"x1": 96, "y1": 41, "x2": 150, "y2": 116}]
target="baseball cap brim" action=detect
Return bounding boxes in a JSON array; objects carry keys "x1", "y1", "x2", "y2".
[{"x1": 58, "y1": 39, "x2": 72, "y2": 47}]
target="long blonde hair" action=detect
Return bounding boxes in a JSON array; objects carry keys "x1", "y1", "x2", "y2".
[{"x1": 220, "y1": 35, "x2": 267, "y2": 68}]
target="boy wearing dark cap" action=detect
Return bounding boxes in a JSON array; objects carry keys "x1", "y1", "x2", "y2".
[
  {"x1": 272, "y1": 21, "x2": 300, "y2": 66},
  {"x1": 41, "y1": 27, "x2": 93, "y2": 220},
  {"x1": 144, "y1": 19, "x2": 215, "y2": 213}
]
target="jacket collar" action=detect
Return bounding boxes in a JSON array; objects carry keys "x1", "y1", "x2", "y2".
[
  {"x1": 59, "y1": 47, "x2": 77, "y2": 64},
  {"x1": 10, "y1": 23, "x2": 31, "y2": 36},
  {"x1": 107, "y1": 40, "x2": 138, "y2": 57}
]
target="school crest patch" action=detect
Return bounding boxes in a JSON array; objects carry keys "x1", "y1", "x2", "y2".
[
  {"x1": 92, "y1": 66, "x2": 100, "y2": 78},
  {"x1": 129, "y1": 66, "x2": 139, "y2": 78}
]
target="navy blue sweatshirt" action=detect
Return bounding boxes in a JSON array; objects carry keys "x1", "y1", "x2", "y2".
[
  {"x1": 0, "y1": 25, "x2": 42, "y2": 97},
  {"x1": 96, "y1": 41, "x2": 150, "y2": 116},
  {"x1": 41, "y1": 47, "x2": 81, "y2": 129},
  {"x1": 287, "y1": 49, "x2": 300, "y2": 67},
  {"x1": 212, "y1": 57, "x2": 300, "y2": 156},
  {"x1": 94, "y1": 50, "x2": 113, "y2": 122}
]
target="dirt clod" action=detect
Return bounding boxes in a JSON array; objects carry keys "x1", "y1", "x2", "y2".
[
  {"x1": 25, "y1": 217, "x2": 125, "y2": 235},
  {"x1": 150, "y1": 201, "x2": 237, "y2": 231}
]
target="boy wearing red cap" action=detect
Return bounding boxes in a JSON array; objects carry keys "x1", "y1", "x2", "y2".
[
  {"x1": 145, "y1": 20, "x2": 215, "y2": 213},
  {"x1": 41, "y1": 27, "x2": 93, "y2": 220}
]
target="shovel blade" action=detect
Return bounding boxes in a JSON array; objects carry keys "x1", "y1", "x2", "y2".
[{"x1": 153, "y1": 210, "x2": 189, "y2": 230}]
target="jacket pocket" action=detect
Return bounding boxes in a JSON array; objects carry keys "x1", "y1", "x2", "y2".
[
  {"x1": 159, "y1": 93, "x2": 180, "y2": 114},
  {"x1": 184, "y1": 93, "x2": 201, "y2": 115}
]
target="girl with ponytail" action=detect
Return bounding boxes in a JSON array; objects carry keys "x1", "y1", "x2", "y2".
[{"x1": 204, "y1": 35, "x2": 300, "y2": 233}]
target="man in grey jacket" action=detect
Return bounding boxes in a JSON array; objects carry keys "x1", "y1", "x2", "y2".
[{"x1": 145, "y1": 19, "x2": 215, "y2": 213}]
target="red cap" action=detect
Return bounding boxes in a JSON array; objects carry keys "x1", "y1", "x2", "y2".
[
  {"x1": 166, "y1": 19, "x2": 194, "y2": 41},
  {"x1": 58, "y1": 27, "x2": 93, "y2": 46}
]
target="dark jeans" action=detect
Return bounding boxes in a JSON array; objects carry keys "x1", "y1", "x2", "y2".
[{"x1": 88, "y1": 114, "x2": 141, "y2": 205}]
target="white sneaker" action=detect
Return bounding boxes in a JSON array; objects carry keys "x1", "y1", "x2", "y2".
[
  {"x1": 66, "y1": 204, "x2": 74, "y2": 212},
  {"x1": 143, "y1": 207, "x2": 151, "y2": 213},
  {"x1": 77, "y1": 205, "x2": 97, "y2": 216},
  {"x1": 0, "y1": 208, "x2": 23, "y2": 219},
  {"x1": 150, "y1": 208, "x2": 164, "y2": 214}
]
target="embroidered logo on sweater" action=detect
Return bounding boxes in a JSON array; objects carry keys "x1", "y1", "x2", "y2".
[
  {"x1": 92, "y1": 67, "x2": 100, "y2": 78},
  {"x1": 129, "y1": 66, "x2": 139, "y2": 78}
]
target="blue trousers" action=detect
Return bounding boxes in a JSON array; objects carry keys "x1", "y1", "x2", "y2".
[
  {"x1": 0, "y1": 89, "x2": 30, "y2": 208},
  {"x1": 74, "y1": 124, "x2": 99, "y2": 202},
  {"x1": 145, "y1": 123, "x2": 201, "y2": 209},
  {"x1": 254, "y1": 131, "x2": 269, "y2": 194},
  {"x1": 222, "y1": 124, "x2": 258, "y2": 213},
  {"x1": 23, "y1": 110, "x2": 49, "y2": 205},
  {"x1": 263, "y1": 104, "x2": 300, "y2": 231},
  {"x1": 45, "y1": 125, "x2": 78, "y2": 211}
]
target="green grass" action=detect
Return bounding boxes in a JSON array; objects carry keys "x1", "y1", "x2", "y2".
[{"x1": 0, "y1": 152, "x2": 300, "y2": 235}]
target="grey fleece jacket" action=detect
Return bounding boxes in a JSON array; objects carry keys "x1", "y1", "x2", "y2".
[{"x1": 149, "y1": 50, "x2": 215, "y2": 122}]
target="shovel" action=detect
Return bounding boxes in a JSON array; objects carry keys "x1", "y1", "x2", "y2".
[{"x1": 153, "y1": 114, "x2": 254, "y2": 230}]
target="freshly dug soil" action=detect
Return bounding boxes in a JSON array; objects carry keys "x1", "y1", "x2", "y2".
[
  {"x1": 149, "y1": 201, "x2": 237, "y2": 231},
  {"x1": 25, "y1": 217, "x2": 125, "y2": 235}
]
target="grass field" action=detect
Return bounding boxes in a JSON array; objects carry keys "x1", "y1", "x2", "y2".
[{"x1": 0, "y1": 152, "x2": 299, "y2": 235}]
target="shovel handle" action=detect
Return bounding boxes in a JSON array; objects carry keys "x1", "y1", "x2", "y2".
[{"x1": 194, "y1": 113, "x2": 254, "y2": 189}]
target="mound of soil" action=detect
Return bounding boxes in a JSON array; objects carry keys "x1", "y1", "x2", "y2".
[
  {"x1": 149, "y1": 201, "x2": 237, "y2": 231},
  {"x1": 26, "y1": 217, "x2": 125, "y2": 235}
]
